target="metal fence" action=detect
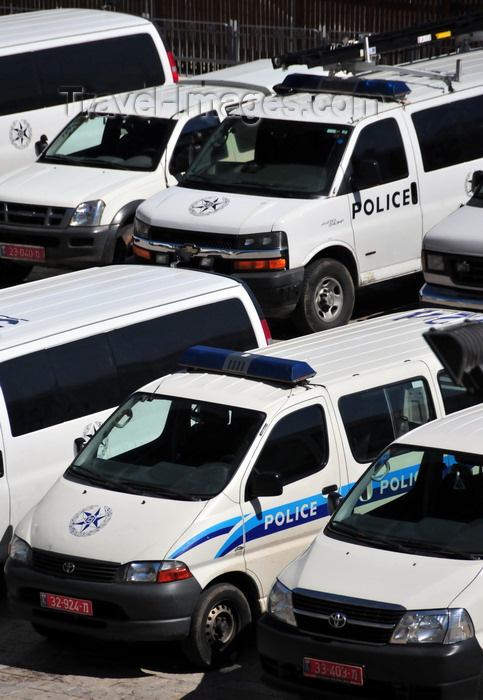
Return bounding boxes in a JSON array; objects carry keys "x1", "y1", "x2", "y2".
[{"x1": 1, "y1": 0, "x2": 483, "y2": 74}]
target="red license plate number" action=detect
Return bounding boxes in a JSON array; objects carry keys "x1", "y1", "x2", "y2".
[
  {"x1": 0, "y1": 243, "x2": 45, "y2": 262},
  {"x1": 40, "y1": 592, "x2": 93, "y2": 616},
  {"x1": 303, "y1": 657, "x2": 363, "y2": 686}
]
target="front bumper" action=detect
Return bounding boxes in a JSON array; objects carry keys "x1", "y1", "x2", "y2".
[
  {"x1": 0, "y1": 223, "x2": 118, "y2": 267},
  {"x1": 419, "y1": 282, "x2": 483, "y2": 312},
  {"x1": 258, "y1": 613, "x2": 483, "y2": 700},
  {"x1": 5, "y1": 557, "x2": 202, "y2": 642}
]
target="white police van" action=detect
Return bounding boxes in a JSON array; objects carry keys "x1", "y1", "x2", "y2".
[
  {"x1": 257, "y1": 319, "x2": 483, "y2": 699},
  {"x1": 0, "y1": 264, "x2": 270, "y2": 562},
  {"x1": 132, "y1": 15, "x2": 483, "y2": 333},
  {"x1": 5, "y1": 307, "x2": 483, "y2": 669},
  {"x1": 0, "y1": 8, "x2": 178, "y2": 174},
  {"x1": 420, "y1": 171, "x2": 483, "y2": 311}
]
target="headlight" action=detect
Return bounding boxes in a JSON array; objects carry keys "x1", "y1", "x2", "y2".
[
  {"x1": 8, "y1": 535, "x2": 32, "y2": 564},
  {"x1": 391, "y1": 608, "x2": 474, "y2": 645},
  {"x1": 119, "y1": 560, "x2": 192, "y2": 583},
  {"x1": 133, "y1": 217, "x2": 150, "y2": 238},
  {"x1": 236, "y1": 231, "x2": 286, "y2": 251},
  {"x1": 70, "y1": 200, "x2": 105, "y2": 227},
  {"x1": 267, "y1": 579, "x2": 296, "y2": 626},
  {"x1": 425, "y1": 252, "x2": 445, "y2": 273}
]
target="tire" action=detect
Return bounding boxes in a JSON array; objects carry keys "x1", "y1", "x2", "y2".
[
  {"x1": 182, "y1": 583, "x2": 252, "y2": 669},
  {"x1": 111, "y1": 224, "x2": 133, "y2": 264},
  {"x1": 0, "y1": 260, "x2": 33, "y2": 285},
  {"x1": 293, "y1": 258, "x2": 355, "y2": 333}
]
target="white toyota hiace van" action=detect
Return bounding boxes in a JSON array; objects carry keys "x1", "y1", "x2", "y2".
[
  {"x1": 5, "y1": 308, "x2": 482, "y2": 669},
  {"x1": 0, "y1": 9, "x2": 178, "y2": 174},
  {"x1": 257, "y1": 403, "x2": 483, "y2": 700},
  {"x1": 132, "y1": 19, "x2": 483, "y2": 333},
  {"x1": 0, "y1": 265, "x2": 270, "y2": 561}
]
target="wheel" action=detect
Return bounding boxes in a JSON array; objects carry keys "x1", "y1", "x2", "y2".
[
  {"x1": 293, "y1": 258, "x2": 355, "y2": 333},
  {"x1": 182, "y1": 583, "x2": 252, "y2": 669},
  {"x1": 0, "y1": 260, "x2": 33, "y2": 285}
]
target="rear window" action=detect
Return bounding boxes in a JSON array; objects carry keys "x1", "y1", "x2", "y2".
[{"x1": 0, "y1": 298, "x2": 258, "y2": 436}]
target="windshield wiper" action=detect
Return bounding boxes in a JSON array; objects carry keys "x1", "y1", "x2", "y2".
[
  {"x1": 66, "y1": 465, "x2": 137, "y2": 493},
  {"x1": 394, "y1": 539, "x2": 479, "y2": 560},
  {"x1": 118, "y1": 480, "x2": 198, "y2": 501}
]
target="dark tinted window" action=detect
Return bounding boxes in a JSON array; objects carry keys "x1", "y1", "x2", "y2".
[
  {"x1": 0, "y1": 298, "x2": 258, "y2": 436},
  {"x1": 252, "y1": 405, "x2": 327, "y2": 487},
  {"x1": 438, "y1": 370, "x2": 480, "y2": 414},
  {"x1": 37, "y1": 34, "x2": 165, "y2": 107},
  {"x1": 0, "y1": 53, "x2": 43, "y2": 115},
  {"x1": 350, "y1": 118, "x2": 408, "y2": 189},
  {"x1": 412, "y1": 95, "x2": 483, "y2": 172},
  {"x1": 339, "y1": 377, "x2": 436, "y2": 463},
  {"x1": 0, "y1": 34, "x2": 165, "y2": 116}
]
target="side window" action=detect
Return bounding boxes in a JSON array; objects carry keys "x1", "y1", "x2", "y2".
[
  {"x1": 349, "y1": 118, "x2": 409, "y2": 190},
  {"x1": 169, "y1": 112, "x2": 221, "y2": 174},
  {"x1": 0, "y1": 53, "x2": 43, "y2": 116},
  {"x1": 438, "y1": 370, "x2": 480, "y2": 414},
  {"x1": 339, "y1": 377, "x2": 436, "y2": 464},
  {"x1": 109, "y1": 298, "x2": 258, "y2": 399},
  {"x1": 412, "y1": 95, "x2": 483, "y2": 172},
  {"x1": 0, "y1": 336, "x2": 122, "y2": 437},
  {"x1": 252, "y1": 405, "x2": 327, "y2": 487},
  {"x1": 35, "y1": 34, "x2": 165, "y2": 108}
]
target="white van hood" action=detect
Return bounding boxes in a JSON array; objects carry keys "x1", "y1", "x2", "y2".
[
  {"x1": 0, "y1": 163, "x2": 155, "y2": 209},
  {"x1": 17, "y1": 477, "x2": 208, "y2": 564},
  {"x1": 281, "y1": 533, "x2": 483, "y2": 610},
  {"x1": 139, "y1": 186, "x2": 317, "y2": 234},
  {"x1": 424, "y1": 204, "x2": 483, "y2": 255}
]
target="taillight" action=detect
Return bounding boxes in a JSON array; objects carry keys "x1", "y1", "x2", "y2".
[
  {"x1": 261, "y1": 318, "x2": 273, "y2": 344},
  {"x1": 167, "y1": 51, "x2": 179, "y2": 82}
]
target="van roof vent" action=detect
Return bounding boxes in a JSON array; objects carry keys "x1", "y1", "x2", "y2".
[{"x1": 180, "y1": 345, "x2": 316, "y2": 385}]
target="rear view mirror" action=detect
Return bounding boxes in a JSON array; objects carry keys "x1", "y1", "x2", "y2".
[
  {"x1": 246, "y1": 472, "x2": 283, "y2": 499},
  {"x1": 424, "y1": 321, "x2": 483, "y2": 395},
  {"x1": 35, "y1": 134, "x2": 48, "y2": 157}
]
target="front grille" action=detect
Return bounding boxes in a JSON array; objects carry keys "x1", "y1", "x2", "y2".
[
  {"x1": 32, "y1": 549, "x2": 120, "y2": 583},
  {"x1": 0, "y1": 202, "x2": 71, "y2": 227},
  {"x1": 148, "y1": 225, "x2": 238, "y2": 249},
  {"x1": 448, "y1": 254, "x2": 483, "y2": 288},
  {"x1": 292, "y1": 589, "x2": 404, "y2": 644}
]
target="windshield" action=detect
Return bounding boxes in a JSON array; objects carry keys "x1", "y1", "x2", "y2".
[
  {"x1": 41, "y1": 112, "x2": 174, "y2": 171},
  {"x1": 327, "y1": 445, "x2": 483, "y2": 559},
  {"x1": 66, "y1": 392, "x2": 265, "y2": 500},
  {"x1": 182, "y1": 116, "x2": 352, "y2": 198}
]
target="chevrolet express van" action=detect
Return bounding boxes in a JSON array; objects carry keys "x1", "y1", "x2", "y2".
[
  {"x1": 5, "y1": 308, "x2": 482, "y2": 669},
  {"x1": 258, "y1": 401, "x2": 483, "y2": 700},
  {"x1": 0, "y1": 264, "x2": 270, "y2": 561},
  {"x1": 0, "y1": 8, "x2": 177, "y2": 172},
  {"x1": 132, "y1": 40, "x2": 483, "y2": 333}
]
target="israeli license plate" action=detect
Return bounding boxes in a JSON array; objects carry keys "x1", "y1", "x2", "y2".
[
  {"x1": 0, "y1": 243, "x2": 45, "y2": 262},
  {"x1": 303, "y1": 657, "x2": 363, "y2": 686},
  {"x1": 40, "y1": 592, "x2": 93, "y2": 616}
]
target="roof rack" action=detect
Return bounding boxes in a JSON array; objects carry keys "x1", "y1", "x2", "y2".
[{"x1": 272, "y1": 12, "x2": 483, "y2": 90}]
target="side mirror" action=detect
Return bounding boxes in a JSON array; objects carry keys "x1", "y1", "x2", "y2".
[
  {"x1": 323, "y1": 484, "x2": 342, "y2": 515},
  {"x1": 247, "y1": 471, "x2": 283, "y2": 499},
  {"x1": 35, "y1": 134, "x2": 48, "y2": 157},
  {"x1": 74, "y1": 437, "x2": 85, "y2": 455}
]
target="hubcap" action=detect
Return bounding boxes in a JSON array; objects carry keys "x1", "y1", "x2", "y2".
[
  {"x1": 204, "y1": 602, "x2": 236, "y2": 648},
  {"x1": 316, "y1": 276, "x2": 343, "y2": 320}
]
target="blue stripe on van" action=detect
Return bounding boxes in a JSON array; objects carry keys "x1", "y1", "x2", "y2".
[{"x1": 169, "y1": 516, "x2": 242, "y2": 559}]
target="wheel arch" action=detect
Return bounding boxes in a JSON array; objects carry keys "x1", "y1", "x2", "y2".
[
  {"x1": 200, "y1": 571, "x2": 263, "y2": 621},
  {"x1": 307, "y1": 244, "x2": 359, "y2": 289},
  {"x1": 111, "y1": 200, "x2": 145, "y2": 230}
]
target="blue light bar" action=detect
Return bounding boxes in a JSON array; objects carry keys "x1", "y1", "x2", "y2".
[
  {"x1": 274, "y1": 73, "x2": 411, "y2": 101},
  {"x1": 180, "y1": 345, "x2": 316, "y2": 385}
]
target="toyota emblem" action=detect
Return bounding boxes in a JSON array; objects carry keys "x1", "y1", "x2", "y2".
[
  {"x1": 329, "y1": 611, "x2": 347, "y2": 629},
  {"x1": 63, "y1": 562, "x2": 76, "y2": 574}
]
